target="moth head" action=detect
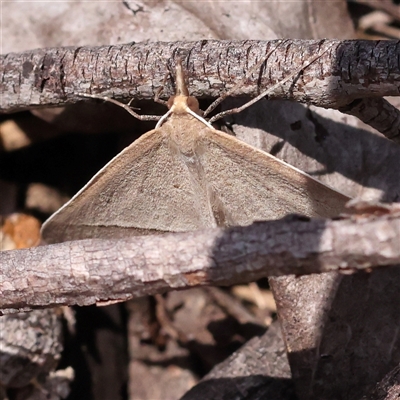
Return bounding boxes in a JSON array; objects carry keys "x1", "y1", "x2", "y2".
[{"x1": 167, "y1": 95, "x2": 201, "y2": 115}]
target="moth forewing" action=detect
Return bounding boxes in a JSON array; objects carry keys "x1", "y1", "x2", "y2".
[
  {"x1": 41, "y1": 120, "x2": 219, "y2": 243},
  {"x1": 201, "y1": 128, "x2": 350, "y2": 221}
]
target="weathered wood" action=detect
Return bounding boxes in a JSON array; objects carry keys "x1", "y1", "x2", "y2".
[
  {"x1": 1, "y1": 210, "x2": 400, "y2": 314},
  {"x1": 1, "y1": 40, "x2": 399, "y2": 117}
]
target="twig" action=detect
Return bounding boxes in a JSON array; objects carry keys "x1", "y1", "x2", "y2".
[
  {"x1": 1, "y1": 39, "x2": 399, "y2": 140},
  {"x1": 1, "y1": 209, "x2": 400, "y2": 314}
]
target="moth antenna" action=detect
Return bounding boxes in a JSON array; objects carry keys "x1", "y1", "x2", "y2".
[
  {"x1": 175, "y1": 58, "x2": 190, "y2": 97},
  {"x1": 77, "y1": 93, "x2": 161, "y2": 121}
]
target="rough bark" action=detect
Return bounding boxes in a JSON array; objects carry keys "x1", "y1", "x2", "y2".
[
  {"x1": 1, "y1": 209, "x2": 399, "y2": 314},
  {"x1": 1, "y1": 39, "x2": 400, "y2": 141},
  {"x1": 0, "y1": 309, "x2": 71, "y2": 400},
  {"x1": 0, "y1": 309, "x2": 63, "y2": 388}
]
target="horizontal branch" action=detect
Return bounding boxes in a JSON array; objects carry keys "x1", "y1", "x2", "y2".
[
  {"x1": 1, "y1": 39, "x2": 399, "y2": 115},
  {"x1": 1, "y1": 209, "x2": 400, "y2": 314}
]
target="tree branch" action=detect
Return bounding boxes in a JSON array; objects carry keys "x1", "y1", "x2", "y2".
[
  {"x1": 1, "y1": 39, "x2": 399, "y2": 140},
  {"x1": 1, "y1": 208, "x2": 400, "y2": 314}
]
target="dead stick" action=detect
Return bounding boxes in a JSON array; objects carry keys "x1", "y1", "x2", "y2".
[
  {"x1": 2, "y1": 39, "x2": 399, "y2": 112},
  {"x1": 1, "y1": 211, "x2": 400, "y2": 314}
]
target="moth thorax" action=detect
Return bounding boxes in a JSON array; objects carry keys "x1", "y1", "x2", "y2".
[{"x1": 168, "y1": 95, "x2": 201, "y2": 115}]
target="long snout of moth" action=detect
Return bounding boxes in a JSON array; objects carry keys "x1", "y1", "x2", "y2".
[{"x1": 175, "y1": 58, "x2": 190, "y2": 97}]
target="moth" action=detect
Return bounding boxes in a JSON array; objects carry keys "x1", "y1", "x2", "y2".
[{"x1": 41, "y1": 58, "x2": 350, "y2": 243}]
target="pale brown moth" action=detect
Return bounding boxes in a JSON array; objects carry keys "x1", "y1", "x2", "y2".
[{"x1": 41, "y1": 55, "x2": 351, "y2": 244}]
